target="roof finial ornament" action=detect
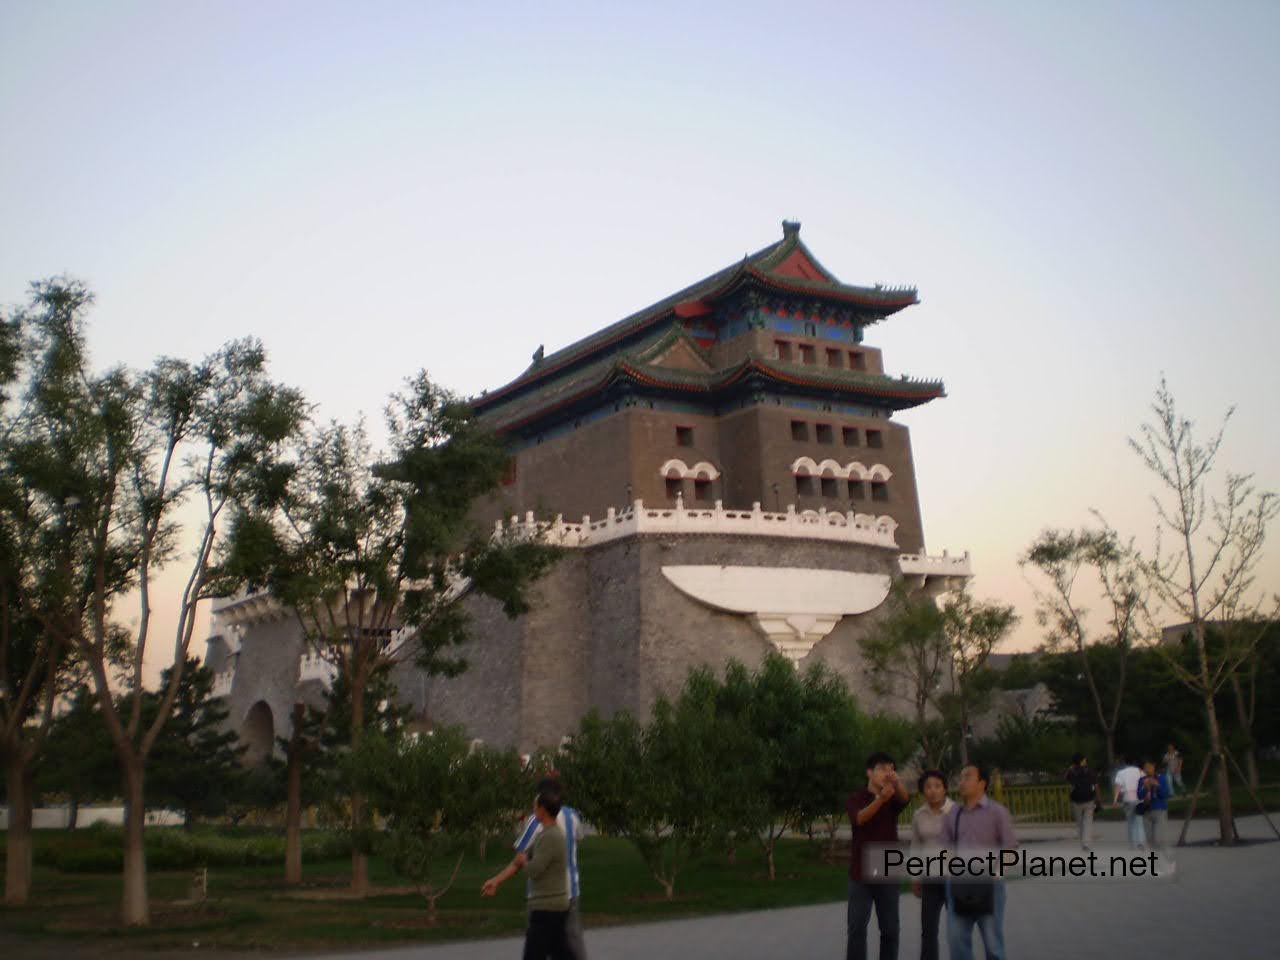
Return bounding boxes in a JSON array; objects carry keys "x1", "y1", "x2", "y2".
[
  {"x1": 532, "y1": 344, "x2": 545, "y2": 365},
  {"x1": 782, "y1": 220, "x2": 801, "y2": 239}
]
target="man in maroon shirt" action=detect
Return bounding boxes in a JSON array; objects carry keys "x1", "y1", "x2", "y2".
[{"x1": 847, "y1": 751, "x2": 910, "y2": 960}]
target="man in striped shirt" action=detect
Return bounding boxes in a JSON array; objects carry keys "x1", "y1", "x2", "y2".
[{"x1": 514, "y1": 776, "x2": 587, "y2": 960}]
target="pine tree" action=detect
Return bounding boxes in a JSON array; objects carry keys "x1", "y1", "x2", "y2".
[{"x1": 144, "y1": 657, "x2": 247, "y2": 829}]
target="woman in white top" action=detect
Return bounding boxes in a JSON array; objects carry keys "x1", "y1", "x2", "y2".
[{"x1": 910, "y1": 770, "x2": 954, "y2": 960}]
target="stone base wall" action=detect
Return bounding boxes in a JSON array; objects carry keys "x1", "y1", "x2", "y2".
[
  {"x1": 213, "y1": 532, "x2": 925, "y2": 756},
  {"x1": 416, "y1": 533, "x2": 904, "y2": 752}
]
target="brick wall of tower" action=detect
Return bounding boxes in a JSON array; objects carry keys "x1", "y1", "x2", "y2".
[
  {"x1": 414, "y1": 533, "x2": 903, "y2": 753},
  {"x1": 708, "y1": 328, "x2": 886, "y2": 376},
  {"x1": 477, "y1": 403, "x2": 926, "y2": 553}
]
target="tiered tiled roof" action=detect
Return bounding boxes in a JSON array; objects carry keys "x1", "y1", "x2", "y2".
[{"x1": 474, "y1": 223, "x2": 940, "y2": 433}]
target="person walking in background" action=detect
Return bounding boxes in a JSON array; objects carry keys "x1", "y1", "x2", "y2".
[
  {"x1": 1113, "y1": 756, "x2": 1145, "y2": 849},
  {"x1": 1139, "y1": 759, "x2": 1172, "y2": 861},
  {"x1": 1163, "y1": 743, "x2": 1184, "y2": 794},
  {"x1": 847, "y1": 751, "x2": 910, "y2": 960},
  {"x1": 482, "y1": 787, "x2": 572, "y2": 960},
  {"x1": 910, "y1": 770, "x2": 953, "y2": 960},
  {"x1": 1065, "y1": 753, "x2": 1098, "y2": 849},
  {"x1": 940, "y1": 763, "x2": 1017, "y2": 960},
  {"x1": 512, "y1": 776, "x2": 587, "y2": 960}
]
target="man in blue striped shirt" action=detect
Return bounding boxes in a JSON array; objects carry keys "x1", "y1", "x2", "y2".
[{"x1": 514, "y1": 776, "x2": 587, "y2": 960}]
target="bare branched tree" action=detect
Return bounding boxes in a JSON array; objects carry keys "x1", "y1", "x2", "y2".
[{"x1": 1128, "y1": 376, "x2": 1278, "y2": 845}]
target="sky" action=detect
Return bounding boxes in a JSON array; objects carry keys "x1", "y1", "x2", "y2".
[{"x1": 2, "y1": 0, "x2": 1277, "y2": 679}]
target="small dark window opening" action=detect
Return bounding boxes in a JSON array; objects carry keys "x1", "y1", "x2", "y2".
[
  {"x1": 501, "y1": 457, "x2": 517, "y2": 486},
  {"x1": 775, "y1": 340, "x2": 792, "y2": 361},
  {"x1": 842, "y1": 427, "x2": 860, "y2": 446},
  {"x1": 849, "y1": 351, "x2": 867, "y2": 371},
  {"x1": 665, "y1": 477, "x2": 684, "y2": 499},
  {"x1": 866, "y1": 429, "x2": 884, "y2": 448},
  {"x1": 871, "y1": 481, "x2": 889, "y2": 502},
  {"x1": 676, "y1": 426, "x2": 694, "y2": 447},
  {"x1": 795, "y1": 475, "x2": 815, "y2": 496},
  {"x1": 820, "y1": 477, "x2": 838, "y2": 497},
  {"x1": 826, "y1": 348, "x2": 842, "y2": 367},
  {"x1": 790, "y1": 420, "x2": 808, "y2": 442},
  {"x1": 815, "y1": 423, "x2": 834, "y2": 444},
  {"x1": 799, "y1": 344, "x2": 816, "y2": 364},
  {"x1": 848, "y1": 480, "x2": 866, "y2": 500},
  {"x1": 694, "y1": 478, "x2": 712, "y2": 501}
]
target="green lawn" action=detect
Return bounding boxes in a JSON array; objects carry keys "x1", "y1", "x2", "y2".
[
  {"x1": 6, "y1": 790, "x2": 1277, "y2": 954},
  {"x1": 0, "y1": 828, "x2": 851, "y2": 953}
]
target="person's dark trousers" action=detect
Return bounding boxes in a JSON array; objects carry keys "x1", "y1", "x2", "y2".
[
  {"x1": 524, "y1": 909, "x2": 571, "y2": 960},
  {"x1": 919, "y1": 882, "x2": 946, "y2": 960},
  {"x1": 847, "y1": 879, "x2": 900, "y2": 960}
]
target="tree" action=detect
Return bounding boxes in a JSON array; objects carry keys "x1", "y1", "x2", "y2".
[
  {"x1": 683, "y1": 660, "x2": 769, "y2": 865},
  {"x1": 1022, "y1": 527, "x2": 1142, "y2": 771},
  {"x1": 0, "y1": 280, "x2": 136, "y2": 905},
  {"x1": 36, "y1": 687, "x2": 118, "y2": 829},
  {"x1": 1, "y1": 279, "x2": 308, "y2": 923},
  {"x1": 143, "y1": 657, "x2": 246, "y2": 829},
  {"x1": 741, "y1": 654, "x2": 869, "y2": 881},
  {"x1": 1217, "y1": 618, "x2": 1278, "y2": 791},
  {"x1": 940, "y1": 589, "x2": 1017, "y2": 766},
  {"x1": 970, "y1": 713, "x2": 1085, "y2": 782},
  {"x1": 1128, "y1": 378, "x2": 1278, "y2": 844},
  {"x1": 559, "y1": 705, "x2": 715, "y2": 899},
  {"x1": 458, "y1": 741, "x2": 534, "y2": 860},
  {"x1": 350, "y1": 727, "x2": 487, "y2": 921},
  {"x1": 280, "y1": 701, "x2": 320, "y2": 883},
  {"x1": 224, "y1": 378, "x2": 560, "y2": 895},
  {"x1": 859, "y1": 581, "x2": 950, "y2": 767}
]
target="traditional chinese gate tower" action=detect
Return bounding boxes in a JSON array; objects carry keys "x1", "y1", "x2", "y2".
[{"x1": 206, "y1": 223, "x2": 971, "y2": 754}]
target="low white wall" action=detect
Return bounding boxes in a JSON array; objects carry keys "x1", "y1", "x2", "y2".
[{"x1": 0, "y1": 806, "x2": 184, "y2": 829}]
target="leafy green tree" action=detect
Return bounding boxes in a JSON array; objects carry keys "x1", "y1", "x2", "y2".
[
  {"x1": 0, "y1": 280, "x2": 115, "y2": 904},
  {"x1": 560, "y1": 704, "x2": 715, "y2": 899},
  {"x1": 1, "y1": 278, "x2": 307, "y2": 923},
  {"x1": 1022, "y1": 527, "x2": 1142, "y2": 771},
  {"x1": 940, "y1": 589, "x2": 1017, "y2": 766},
  {"x1": 36, "y1": 687, "x2": 118, "y2": 828},
  {"x1": 223, "y1": 379, "x2": 560, "y2": 894},
  {"x1": 970, "y1": 714, "x2": 1093, "y2": 783},
  {"x1": 1020, "y1": 645, "x2": 1197, "y2": 767},
  {"x1": 350, "y1": 727, "x2": 487, "y2": 921},
  {"x1": 1217, "y1": 619, "x2": 1279, "y2": 790},
  {"x1": 143, "y1": 657, "x2": 246, "y2": 829},
  {"x1": 859, "y1": 581, "x2": 950, "y2": 767},
  {"x1": 741, "y1": 655, "x2": 869, "y2": 881},
  {"x1": 563, "y1": 655, "x2": 874, "y2": 889},
  {"x1": 673, "y1": 662, "x2": 768, "y2": 865},
  {"x1": 458, "y1": 741, "x2": 534, "y2": 860}
]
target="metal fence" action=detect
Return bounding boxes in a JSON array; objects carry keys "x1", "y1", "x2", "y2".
[{"x1": 895, "y1": 778, "x2": 1074, "y2": 826}]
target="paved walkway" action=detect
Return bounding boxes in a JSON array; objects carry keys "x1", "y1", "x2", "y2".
[{"x1": 305, "y1": 814, "x2": 1279, "y2": 960}]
